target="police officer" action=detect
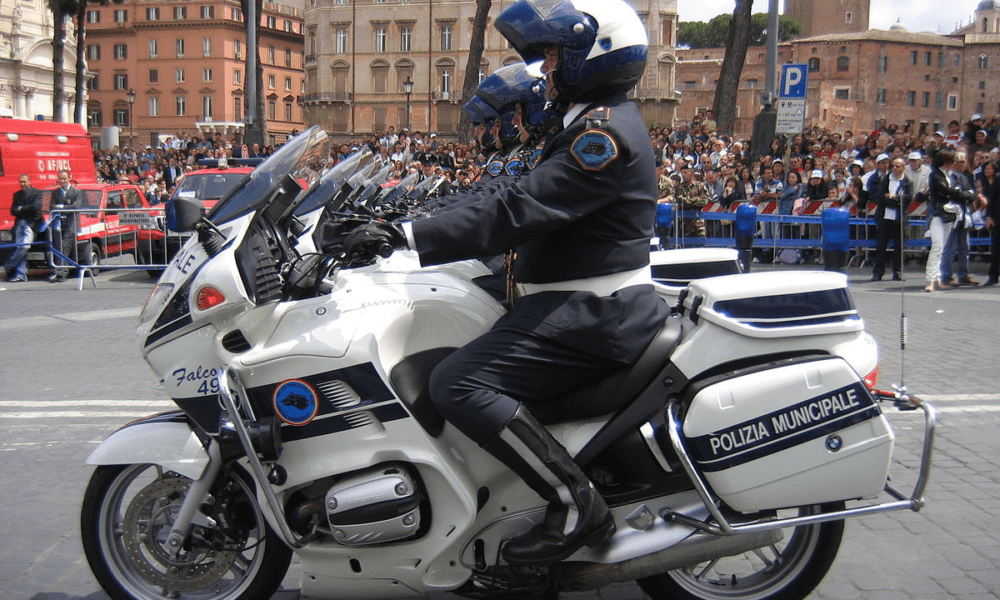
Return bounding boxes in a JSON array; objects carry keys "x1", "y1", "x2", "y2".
[{"x1": 344, "y1": 0, "x2": 667, "y2": 565}]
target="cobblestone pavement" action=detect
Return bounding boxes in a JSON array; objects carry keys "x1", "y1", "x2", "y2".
[{"x1": 1, "y1": 260, "x2": 998, "y2": 600}]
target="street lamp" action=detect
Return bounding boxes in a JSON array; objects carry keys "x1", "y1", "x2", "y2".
[
  {"x1": 403, "y1": 76, "x2": 413, "y2": 131},
  {"x1": 126, "y1": 88, "x2": 136, "y2": 148}
]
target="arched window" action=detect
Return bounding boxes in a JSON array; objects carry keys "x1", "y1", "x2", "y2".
[
  {"x1": 395, "y1": 59, "x2": 414, "y2": 93},
  {"x1": 435, "y1": 58, "x2": 455, "y2": 100},
  {"x1": 332, "y1": 61, "x2": 350, "y2": 98},
  {"x1": 979, "y1": 54, "x2": 988, "y2": 69}
]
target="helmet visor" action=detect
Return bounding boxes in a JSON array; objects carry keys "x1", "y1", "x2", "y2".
[{"x1": 496, "y1": 0, "x2": 596, "y2": 64}]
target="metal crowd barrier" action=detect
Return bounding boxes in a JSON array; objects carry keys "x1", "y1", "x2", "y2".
[{"x1": 1, "y1": 206, "x2": 188, "y2": 289}]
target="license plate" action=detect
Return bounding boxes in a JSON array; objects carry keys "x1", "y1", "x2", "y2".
[{"x1": 27, "y1": 252, "x2": 45, "y2": 261}]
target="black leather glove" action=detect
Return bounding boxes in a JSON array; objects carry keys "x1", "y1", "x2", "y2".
[{"x1": 343, "y1": 221, "x2": 407, "y2": 263}]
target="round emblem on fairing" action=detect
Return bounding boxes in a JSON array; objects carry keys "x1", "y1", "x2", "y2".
[
  {"x1": 570, "y1": 130, "x2": 619, "y2": 172},
  {"x1": 272, "y1": 379, "x2": 319, "y2": 425},
  {"x1": 825, "y1": 434, "x2": 843, "y2": 452}
]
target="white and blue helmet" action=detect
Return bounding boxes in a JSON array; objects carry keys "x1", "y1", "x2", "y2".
[{"x1": 495, "y1": 0, "x2": 648, "y2": 103}]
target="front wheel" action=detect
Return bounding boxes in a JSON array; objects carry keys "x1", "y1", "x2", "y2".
[
  {"x1": 638, "y1": 504, "x2": 845, "y2": 600},
  {"x1": 81, "y1": 463, "x2": 292, "y2": 600}
]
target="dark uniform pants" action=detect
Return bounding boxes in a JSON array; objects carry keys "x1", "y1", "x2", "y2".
[{"x1": 428, "y1": 327, "x2": 624, "y2": 445}]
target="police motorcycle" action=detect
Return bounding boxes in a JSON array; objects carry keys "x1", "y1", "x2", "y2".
[{"x1": 79, "y1": 123, "x2": 937, "y2": 600}]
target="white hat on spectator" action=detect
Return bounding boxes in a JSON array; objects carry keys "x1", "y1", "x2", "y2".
[
  {"x1": 971, "y1": 113, "x2": 984, "y2": 122},
  {"x1": 907, "y1": 151, "x2": 923, "y2": 161},
  {"x1": 875, "y1": 153, "x2": 890, "y2": 163},
  {"x1": 934, "y1": 130, "x2": 946, "y2": 138},
  {"x1": 810, "y1": 169, "x2": 824, "y2": 179},
  {"x1": 852, "y1": 159, "x2": 864, "y2": 168}
]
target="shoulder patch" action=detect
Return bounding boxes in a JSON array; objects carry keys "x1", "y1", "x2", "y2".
[
  {"x1": 505, "y1": 157, "x2": 526, "y2": 176},
  {"x1": 486, "y1": 159, "x2": 506, "y2": 177},
  {"x1": 571, "y1": 130, "x2": 620, "y2": 172}
]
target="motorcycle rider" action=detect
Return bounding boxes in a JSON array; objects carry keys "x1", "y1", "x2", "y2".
[{"x1": 344, "y1": 0, "x2": 669, "y2": 565}]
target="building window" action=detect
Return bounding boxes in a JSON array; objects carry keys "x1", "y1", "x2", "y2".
[
  {"x1": 284, "y1": 19, "x2": 293, "y2": 32},
  {"x1": 935, "y1": 92, "x2": 943, "y2": 109},
  {"x1": 174, "y1": 6, "x2": 186, "y2": 19},
  {"x1": 268, "y1": 45, "x2": 276, "y2": 64},
  {"x1": 87, "y1": 10, "x2": 100, "y2": 23},
  {"x1": 234, "y1": 69, "x2": 242, "y2": 84},
  {"x1": 176, "y1": 38, "x2": 185, "y2": 57},
  {"x1": 980, "y1": 80, "x2": 987, "y2": 89},
  {"x1": 203, "y1": 96, "x2": 213, "y2": 119},
  {"x1": 203, "y1": 68, "x2": 213, "y2": 82},
  {"x1": 268, "y1": 74, "x2": 275, "y2": 89},
  {"x1": 148, "y1": 39, "x2": 158, "y2": 58},
  {"x1": 147, "y1": 7, "x2": 159, "y2": 20},
  {"x1": 149, "y1": 69, "x2": 158, "y2": 83},
  {"x1": 336, "y1": 29, "x2": 348, "y2": 53},
  {"x1": 268, "y1": 101, "x2": 276, "y2": 120},
  {"x1": 375, "y1": 28, "x2": 386, "y2": 53},
  {"x1": 234, "y1": 97, "x2": 242, "y2": 121},
  {"x1": 285, "y1": 102, "x2": 293, "y2": 121},
  {"x1": 86, "y1": 44, "x2": 100, "y2": 60},
  {"x1": 176, "y1": 96, "x2": 186, "y2": 116},
  {"x1": 267, "y1": 15, "x2": 276, "y2": 28},
  {"x1": 176, "y1": 68, "x2": 186, "y2": 83},
  {"x1": 203, "y1": 38, "x2": 212, "y2": 57},
  {"x1": 937, "y1": 52, "x2": 945, "y2": 67},
  {"x1": 400, "y1": 27, "x2": 412, "y2": 52},
  {"x1": 234, "y1": 39, "x2": 243, "y2": 58},
  {"x1": 910, "y1": 51, "x2": 917, "y2": 65},
  {"x1": 114, "y1": 73, "x2": 128, "y2": 90},
  {"x1": 808, "y1": 57, "x2": 820, "y2": 72},
  {"x1": 441, "y1": 24, "x2": 453, "y2": 51},
  {"x1": 114, "y1": 44, "x2": 127, "y2": 59},
  {"x1": 149, "y1": 96, "x2": 159, "y2": 117},
  {"x1": 441, "y1": 69, "x2": 452, "y2": 95},
  {"x1": 876, "y1": 88, "x2": 886, "y2": 104},
  {"x1": 837, "y1": 56, "x2": 849, "y2": 71},
  {"x1": 114, "y1": 109, "x2": 128, "y2": 126},
  {"x1": 924, "y1": 52, "x2": 931, "y2": 66},
  {"x1": 834, "y1": 87, "x2": 850, "y2": 100},
  {"x1": 948, "y1": 94, "x2": 958, "y2": 110},
  {"x1": 87, "y1": 75, "x2": 98, "y2": 91},
  {"x1": 88, "y1": 108, "x2": 102, "y2": 126},
  {"x1": 878, "y1": 55, "x2": 887, "y2": 73},
  {"x1": 372, "y1": 61, "x2": 388, "y2": 93},
  {"x1": 285, "y1": 48, "x2": 292, "y2": 67},
  {"x1": 953, "y1": 53, "x2": 961, "y2": 67},
  {"x1": 115, "y1": 9, "x2": 127, "y2": 23},
  {"x1": 922, "y1": 91, "x2": 930, "y2": 107},
  {"x1": 979, "y1": 54, "x2": 988, "y2": 69},
  {"x1": 907, "y1": 90, "x2": 916, "y2": 106},
  {"x1": 845, "y1": 11, "x2": 852, "y2": 23},
  {"x1": 285, "y1": 76, "x2": 292, "y2": 91},
  {"x1": 201, "y1": 5, "x2": 214, "y2": 19},
  {"x1": 746, "y1": 78, "x2": 758, "y2": 88}
]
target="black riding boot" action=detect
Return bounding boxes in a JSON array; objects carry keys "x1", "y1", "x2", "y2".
[{"x1": 481, "y1": 405, "x2": 616, "y2": 565}]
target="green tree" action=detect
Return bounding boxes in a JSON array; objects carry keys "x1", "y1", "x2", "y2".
[{"x1": 678, "y1": 12, "x2": 801, "y2": 48}]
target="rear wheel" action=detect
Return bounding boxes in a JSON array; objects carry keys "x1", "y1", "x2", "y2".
[
  {"x1": 78, "y1": 241, "x2": 101, "y2": 275},
  {"x1": 638, "y1": 504, "x2": 844, "y2": 600},
  {"x1": 81, "y1": 463, "x2": 292, "y2": 600}
]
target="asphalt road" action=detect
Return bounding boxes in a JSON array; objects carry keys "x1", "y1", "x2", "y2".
[{"x1": 1, "y1": 260, "x2": 999, "y2": 600}]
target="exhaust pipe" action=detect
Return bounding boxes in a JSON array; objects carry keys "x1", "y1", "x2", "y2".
[{"x1": 555, "y1": 529, "x2": 783, "y2": 591}]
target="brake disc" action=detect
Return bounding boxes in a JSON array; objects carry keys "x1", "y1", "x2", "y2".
[{"x1": 121, "y1": 476, "x2": 238, "y2": 592}]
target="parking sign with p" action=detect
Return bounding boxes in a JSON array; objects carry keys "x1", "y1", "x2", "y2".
[{"x1": 780, "y1": 64, "x2": 808, "y2": 99}]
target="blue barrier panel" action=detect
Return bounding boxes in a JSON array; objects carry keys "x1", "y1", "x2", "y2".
[{"x1": 822, "y1": 207, "x2": 851, "y2": 252}]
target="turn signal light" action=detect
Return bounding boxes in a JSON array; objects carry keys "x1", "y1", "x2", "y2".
[
  {"x1": 862, "y1": 364, "x2": 880, "y2": 390},
  {"x1": 196, "y1": 286, "x2": 227, "y2": 311}
]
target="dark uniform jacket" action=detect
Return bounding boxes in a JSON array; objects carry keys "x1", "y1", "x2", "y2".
[
  {"x1": 52, "y1": 184, "x2": 83, "y2": 234},
  {"x1": 410, "y1": 93, "x2": 669, "y2": 364},
  {"x1": 11, "y1": 186, "x2": 43, "y2": 230},
  {"x1": 867, "y1": 171, "x2": 911, "y2": 221}
]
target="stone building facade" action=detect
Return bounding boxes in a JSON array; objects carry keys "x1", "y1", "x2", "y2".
[
  {"x1": 301, "y1": 0, "x2": 680, "y2": 137},
  {"x1": 0, "y1": 0, "x2": 79, "y2": 121}
]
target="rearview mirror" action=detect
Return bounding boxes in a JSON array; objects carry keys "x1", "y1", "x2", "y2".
[{"x1": 166, "y1": 196, "x2": 206, "y2": 232}]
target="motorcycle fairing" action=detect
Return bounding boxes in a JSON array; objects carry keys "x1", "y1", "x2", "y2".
[{"x1": 86, "y1": 412, "x2": 211, "y2": 480}]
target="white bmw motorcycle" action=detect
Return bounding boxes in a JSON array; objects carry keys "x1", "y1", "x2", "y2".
[{"x1": 81, "y1": 128, "x2": 937, "y2": 600}]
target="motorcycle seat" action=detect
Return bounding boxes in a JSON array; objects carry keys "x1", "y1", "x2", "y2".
[{"x1": 532, "y1": 315, "x2": 684, "y2": 425}]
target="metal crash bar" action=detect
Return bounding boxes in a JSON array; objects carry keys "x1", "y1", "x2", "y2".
[{"x1": 664, "y1": 391, "x2": 938, "y2": 536}]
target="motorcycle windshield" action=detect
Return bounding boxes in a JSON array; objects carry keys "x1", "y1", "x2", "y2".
[
  {"x1": 207, "y1": 127, "x2": 330, "y2": 225},
  {"x1": 293, "y1": 147, "x2": 374, "y2": 216}
]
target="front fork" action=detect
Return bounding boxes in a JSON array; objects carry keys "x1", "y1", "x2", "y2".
[{"x1": 164, "y1": 439, "x2": 224, "y2": 558}]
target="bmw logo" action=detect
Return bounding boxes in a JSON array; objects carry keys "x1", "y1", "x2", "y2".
[{"x1": 825, "y1": 434, "x2": 843, "y2": 452}]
